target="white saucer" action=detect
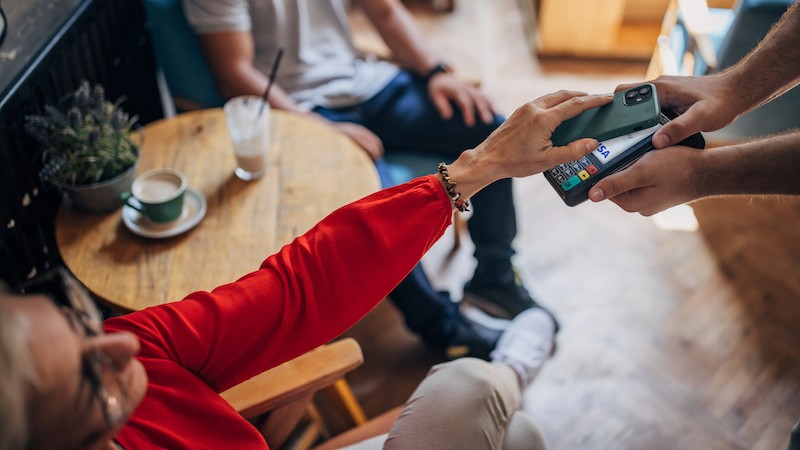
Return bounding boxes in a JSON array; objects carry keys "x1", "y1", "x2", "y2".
[{"x1": 122, "y1": 188, "x2": 207, "y2": 239}]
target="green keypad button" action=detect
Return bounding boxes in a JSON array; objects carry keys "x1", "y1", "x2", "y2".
[{"x1": 562, "y1": 175, "x2": 581, "y2": 191}]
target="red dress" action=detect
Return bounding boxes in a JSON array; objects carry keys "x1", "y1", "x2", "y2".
[{"x1": 106, "y1": 175, "x2": 451, "y2": 449}]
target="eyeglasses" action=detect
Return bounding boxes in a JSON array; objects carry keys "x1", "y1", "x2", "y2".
[
  {"x1": 0, "y1": 2, "x2": 7, "y2": 48},
  {"x1": 53, "y1": 268, "x2": 130, "y2": 428}
]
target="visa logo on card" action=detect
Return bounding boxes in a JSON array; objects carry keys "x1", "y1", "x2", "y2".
[{"x1": 592, "y1": 123, "x2": 662, "y2": 165}]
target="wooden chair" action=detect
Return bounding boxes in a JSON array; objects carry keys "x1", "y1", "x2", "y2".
[{"x1": 221, "y1": 338, "x2": 371, "y2": 450}]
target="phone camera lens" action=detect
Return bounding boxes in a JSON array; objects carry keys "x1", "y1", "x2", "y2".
[
  {"x1": 625, "y1": 90, "x2": 638, "y2": 99},
  {"x1": 638, "y1": 86, "x2": 651, "y2": 95}
]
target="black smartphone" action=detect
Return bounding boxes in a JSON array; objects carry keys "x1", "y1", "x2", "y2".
[
  {"x1": 543, "y1": 109, "x2": 705, "y2": 207},
  {"x1": 551, "y1": 83, "x2": 661, "y2": 146}
]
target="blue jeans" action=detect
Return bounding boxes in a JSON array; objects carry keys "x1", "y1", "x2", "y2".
[{"x1": 314, "y1": 71, "x2": 517, "y2": 346}]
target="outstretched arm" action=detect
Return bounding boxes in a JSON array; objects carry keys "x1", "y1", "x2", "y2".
[
  {"x1": 617, "y1": 2, "x2": 800, "y2": 149},
  {"x1": 588, "y1": 129, "x2": 800, "y2": 215},
  {"x1": 106, "y1": 91, "x2": 612, "y2": 391}
]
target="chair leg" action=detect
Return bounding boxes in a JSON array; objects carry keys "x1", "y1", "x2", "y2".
[
  {"x1": 280, "y1": 405, "x2": 326, "y2": 450},
  {"x1": 254, "y1": 393, "x2": 316, "y2": 450},
  {"x1": 313, "y1": 379, "x2": 368, "y2": 435}
]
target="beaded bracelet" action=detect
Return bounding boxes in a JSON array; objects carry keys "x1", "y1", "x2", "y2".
[{"x1": 437, "y1": 162, "x2": 469, "y2": 212}]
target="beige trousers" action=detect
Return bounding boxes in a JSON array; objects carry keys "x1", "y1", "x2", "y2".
[{"x1": 341, "y1": 358, "x2": 547, "y2": 450}]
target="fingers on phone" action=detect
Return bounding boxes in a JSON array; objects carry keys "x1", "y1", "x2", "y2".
[
  {"x1": 550, "y1": 93, "x2": 614, "y2": 123},
  {"x1": 552, "y1": 137, "x2": 598, "y2": 168},
  {"x1": 534, "y1": 90, "x2": 589, "y2": 109},
  {"x1": 614, "y1": 81, "x2": 645, "y2": 93}
]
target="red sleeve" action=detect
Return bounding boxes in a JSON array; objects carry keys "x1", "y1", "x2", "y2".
[{"x1": 105, "y1": 175, "x2": 452, "y2": 392}]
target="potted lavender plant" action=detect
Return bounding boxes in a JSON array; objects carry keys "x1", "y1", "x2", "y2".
[{"x1": 25, "y1": 81, "x2": 140, "y2": 212}]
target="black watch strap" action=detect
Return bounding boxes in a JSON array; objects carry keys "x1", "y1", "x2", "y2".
[{"x1": 422, "y1": 62, "x2": 452, "y2": 84}]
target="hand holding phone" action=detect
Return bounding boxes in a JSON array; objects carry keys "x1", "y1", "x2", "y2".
[{"x1": 551, "y1": 84, "x2": 661, "y2": 146}]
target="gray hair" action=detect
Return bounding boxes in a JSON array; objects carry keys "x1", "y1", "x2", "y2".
[{"x1": 0, "y1": 289, "x2": 39, "y2": 450}]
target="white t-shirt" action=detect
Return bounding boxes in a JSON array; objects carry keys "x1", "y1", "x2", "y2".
[{"x1": 183, "y1": 0, "x2": 399, "y2": 110}]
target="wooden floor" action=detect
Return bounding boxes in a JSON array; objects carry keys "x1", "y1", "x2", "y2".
[{"x1": 341, "y1": 1, "x2": 800, "y2": 449}]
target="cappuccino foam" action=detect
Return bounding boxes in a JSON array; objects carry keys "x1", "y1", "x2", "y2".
[{"x1": 135, "y1": 175, "x2": 182, "y2": 203}]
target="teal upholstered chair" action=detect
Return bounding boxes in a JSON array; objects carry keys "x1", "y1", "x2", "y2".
[{"x1": 142, "y1": 0, "x2": 224, "y2": 111}]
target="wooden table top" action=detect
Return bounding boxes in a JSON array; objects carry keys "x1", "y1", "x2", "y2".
[{"x1": 56, "y1": 109, "x2": 380, "y2": 312}]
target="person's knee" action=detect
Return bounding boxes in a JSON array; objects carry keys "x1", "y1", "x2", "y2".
[
  {"x1": 429, "y1": 358, "x2": 501, "y2": 398},
  {"x1": 503, "y1": 412, "x2": 548, "y2": 450}
]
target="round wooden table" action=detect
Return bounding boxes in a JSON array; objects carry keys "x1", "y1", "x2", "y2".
[{"x1": 56, "y1": 109, "x2": 380, "y2": 312}]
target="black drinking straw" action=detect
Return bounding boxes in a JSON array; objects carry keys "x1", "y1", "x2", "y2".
[{"x1": 258, "y1": 48, "x2": 284, "y2": 117}]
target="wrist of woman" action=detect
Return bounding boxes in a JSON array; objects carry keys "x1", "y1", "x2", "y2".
[
  {"x1": 437, "y1": 149, "x2": 497, "y2": 210},
  {"x1": 437, "y1": 163, "x2": 471, "y2": 212}
]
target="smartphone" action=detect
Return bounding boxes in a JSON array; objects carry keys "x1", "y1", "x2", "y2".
[
  {"x1": 543, "y1": 109, "x2": 706, "y2": 207},
  {"x1": 551, "y1": 83, "x2": 661, "y2": 146}
]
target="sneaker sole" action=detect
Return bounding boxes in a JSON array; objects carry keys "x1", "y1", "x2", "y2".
[
  {"x1": 464, "y1": 291, "x2": 562, "y2": 334},
  {"x1": 461, "y1": 292, "x2": 516, "y2": 320}
]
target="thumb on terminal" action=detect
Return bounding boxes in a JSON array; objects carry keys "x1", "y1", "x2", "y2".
[
  {"x1": 588, "y1": 185, "x2": 606, "y2": 202},
  {"x1": 654, "y1": 109, "x2": 699, "y2": 148},
  {"x1": 589, "y1": 172, "x2": 630, "y2": 202}
]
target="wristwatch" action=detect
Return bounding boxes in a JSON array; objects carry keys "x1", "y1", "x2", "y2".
[{"x1": 422, "y1": 62, "x2": 452, "y2": 84}]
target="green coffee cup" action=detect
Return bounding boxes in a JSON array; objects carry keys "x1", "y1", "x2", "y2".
[{"x1": 121, "y1": 169, "x2": 186, "y2": 223}]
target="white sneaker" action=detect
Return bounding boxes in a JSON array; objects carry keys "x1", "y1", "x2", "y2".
[{"x1": 490, "y1": 308, "x2": 556, "y2": 388}]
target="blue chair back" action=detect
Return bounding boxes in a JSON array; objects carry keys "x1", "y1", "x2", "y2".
[{"x1": 142, "y1": 0, "x2": 225, "y2": 110}]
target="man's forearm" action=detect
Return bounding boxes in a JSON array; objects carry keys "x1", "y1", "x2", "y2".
[
  {"x1": 214, "y1": 65, "x2": 304, "y2": 113},
  {"x1": 359, "y1": 0, "x2": 438, "y2": 75},
  {"x1": 724, "y1": 2, "x2": 800, "y2": 113},
  {"x1": 699, "y1": 130, "x2": 800, "y2": 197},
  {"x1": 196, "y1": 31, "x2": 306, "y2": 113}
]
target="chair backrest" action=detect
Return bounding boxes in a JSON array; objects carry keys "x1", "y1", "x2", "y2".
[
  {"x1": 220, "y1": 337, "x2": 367, "y2": 450},
  {"x1": 141, "y1": 0, "x2": 224, "y2": 110}
]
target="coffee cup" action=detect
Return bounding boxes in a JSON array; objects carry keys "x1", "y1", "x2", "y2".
[{"x1": 121, "y1": 169, "x2": 187, "y2": 223}]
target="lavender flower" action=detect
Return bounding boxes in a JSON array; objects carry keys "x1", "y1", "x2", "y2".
[{"x1": 25, "y1": 80, "x2": 139, "y2": 186}]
